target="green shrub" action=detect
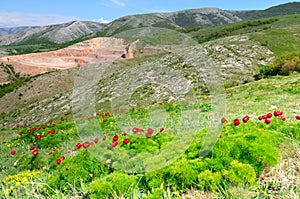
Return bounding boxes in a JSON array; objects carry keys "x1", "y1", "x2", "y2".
[
  {"x1": 168, "y1": 158, "x2": 198, "y2": 191},
  {"x1": 90, "y1": 171, "x2": 138, "y2": 199},
  {"x1": 261, "y1": 52, "x2": 300, "y2": 76},
  {"x1": 145, "y1": 187, "x2": 165, "y2": 199},
  {"x1": 47, "y1": 150, "x2": 108, "y2": 191},
  {"x1": 223, "y1": 160, "x2": 256, "y2": 184},
  {"x1": 198, "y1": 170, "x2": 222, "y2": 191},
  {"x1": 212, "y1": 127, "x2": 281, "y2": 174}
]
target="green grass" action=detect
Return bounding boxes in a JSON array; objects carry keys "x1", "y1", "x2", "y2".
[
  {"x1": 1, "y1": 12, "x2": 300, "y2": 198},
  {"x1": 0, "y1": 72, "x2": 300, "y2": 198},
  {"x1": 248, "y1": 14, "x2": 300, "y2": 56},
  {"x1": 185, "y1": 14, "x2": 300, "y2": 57}
]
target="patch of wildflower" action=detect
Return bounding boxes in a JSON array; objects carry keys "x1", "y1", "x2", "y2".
[{"x1": 2, "y1": 170, "x2": 42, "y2": 191}]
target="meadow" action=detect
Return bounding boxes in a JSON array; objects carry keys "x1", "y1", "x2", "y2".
[{"x1": 1, "y1": 72, "x2": 300, "y2": 199}]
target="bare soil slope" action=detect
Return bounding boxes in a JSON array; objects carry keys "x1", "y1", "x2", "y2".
[{"x1": 0, "y1": 37, "x2": 131, "y2": 77}]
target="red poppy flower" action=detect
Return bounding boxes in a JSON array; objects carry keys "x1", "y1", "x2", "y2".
[
  {"x1": 242, "y1": 115, "x2": 250, "y2": 123},
  {"x1": 132, "y1": 128, "x2": 139, "y2": 133},
  {"x1": 32, "y1": 149, "x2": 39, "y2": 156},
  {"x1": 265, "y1": 118, "x2": 271, "y2": 124},
  {"x1": 76, "y1": 143, "x2": 82, "y2": 149},
  {"x1": 280, "y1": 115, "x2": 286, "y2": 121},
  {"x1": 29, "y1": 146, "x2": 36, "y2": 150},
  {"x1": 59, "y1": 156, "x2": 65, "y2": 161},
  {"x1": 82, "y1": 142, "x2": 90, "y2": 149},
  {"x1": 147, "y1": 128, "x2": 154, "y2": 134},
  {"x1": 113, "y1": 135, "x2": 119, "y2": 141},
  {"x1": 123, "y1": 138, "x2": 130, "y2": 144},
  {"x1": 274, "y1": 110, "x2": 283, "y2": 116},
  {"x1": 146, "y1": 132, "x2": 152, "y2": 138},
  {"x1": 111, "y1": 141, "x2": 118, "y2": 147},
  {"x1": 221, "y1": 117, "x2": 228, "y2": 123},
  {"x1": 233, "y1": 119, "x2": 240, "y2": 126}
]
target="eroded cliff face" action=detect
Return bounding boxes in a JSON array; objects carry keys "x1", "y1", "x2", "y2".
[{"x1": 0, "y1": 37, "x2": 132, "y2": 77}]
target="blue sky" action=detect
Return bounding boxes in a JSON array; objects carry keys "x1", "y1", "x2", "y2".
[{"x1": 0, "y1": 0, "x2": 298, "y2": 27}]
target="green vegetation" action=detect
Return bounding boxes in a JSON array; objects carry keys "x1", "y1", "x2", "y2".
[
  {"x1": 260, "y1": 51, "x2": 300, "y2": 76},
  {"x1": 181, "y1": 18, "x2": 278, "y2": 43},
  {"x1": 1, "y1": 71, "x2": 300, "y2": 198},
  {"x1": 0, "y1": 70, "x2": 51, "y2": 98},
  {"x1": 0, "y1": 35, "x2": 93, "y2": 55},
  {"x1": 249, "y1": 15, "x2": 300, "y2": 56},
  {"x1": 0, "y1": 77, "x2": 31, "y2": 98},
  {"x1": 1, "y1": 4, "x2": 300, "y2": 198}
]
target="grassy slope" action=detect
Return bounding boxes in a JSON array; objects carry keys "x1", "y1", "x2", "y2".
[
  {"x1": 249, "y1": 14, "x2": 300, "y2": 56},
  {"x1": 0, "y1": 71, "x2": 299, "y2": 198},
  {"x1": 187, "y1": 14, "x2": 300, "y2": 56}
]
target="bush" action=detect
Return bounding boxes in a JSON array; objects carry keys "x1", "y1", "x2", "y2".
[
  {"x1": 261, "y1": 52, "x2": 300, "y2": 76},
  {"x1": 198, "y1": 170, "x2": 222, "y2": 191},
  {"x1": 47, "y1": 150, "x2": 108, "y2": 191},
  {"x1": 90, "y1": 171, "x2": 138, "y2": 199},
  {"x1": 223, "y1": 160, "x2": 256, "y2": 184}
]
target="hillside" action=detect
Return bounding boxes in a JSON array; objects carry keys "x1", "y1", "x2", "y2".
[
  {"x1": 0, "y1": 65, "x2": 299, "y2": 198},
  {"x1": 0, "y1": 26, "x2": 40, "y2": 37},
  {"x1": 0, "y1": 2, "x2": 300, "y2": 198},
  {"x1": 232, "y1": 2, "x2": 300, "y2": 20},
  {"x1": 0, "y1": 21, "x2": 105, "y2": 46},
  {"x1": 0, "y1": 33, "x2": 275, "y2": 128},
  {"x1": 1, "y1": 2, "x2": 300, "y2": 55},
  {"x1": 0, "y1": 11, "x2": 300, "y2": 128}
]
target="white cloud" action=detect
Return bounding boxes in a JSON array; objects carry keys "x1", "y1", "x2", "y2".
[
  {"x1": 0, "y1": 11, "x2": 81, "y2": 27},
  {"x1": 109, "y1": 0, "x2": 126, "y2": 7},
  {"x1": 96, "y1": 17, "x2": 111, "y2": 23}
]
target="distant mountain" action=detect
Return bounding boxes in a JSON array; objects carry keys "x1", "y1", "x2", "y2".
[
  {"x1": 157, "y1": 8, "x2": 242, "y2": 28},
  {"x1": 0, "y1": 2, "x2": 299, "y2": 48},
  {"x1": 231, "y1": 2, "x2": 300, "y2": 20},
  {"x1": 103, "y1": 2, "x2": 300, "y2": 36},
  {"x1": 0, "y1": 26, "x2": 40, "y2": 37},
  {"x1": 0, "y1": 21, "x2": 105, "y2": 46},
  {"x1": 101, "y1": 8, "x2": 243, "y2": 37}
]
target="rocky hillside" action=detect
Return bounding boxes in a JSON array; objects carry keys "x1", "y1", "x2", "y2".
[
  {"x1": 0, "y1": 26, "x2": 39, "y2": 37},
  {"x1": 157, "y1": 8, "x2": 242, "y2": 28},
  {"x1": 0, "y1": 21, "x2": 105, "y2": 46},
  {"x1": 1, "y1": 2, "x2": 299, "y2": 48},
  {"x1": 0, "y1": 34, "x2": 275, "y2": 128},
  {"x1": 0, "y1": 3, "x2": 300, "y2": 128}
]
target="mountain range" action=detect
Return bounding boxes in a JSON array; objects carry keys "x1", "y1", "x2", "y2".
[
  {"x1": 0, "y1": 2, "x2": 299, "y2": 47},
  {"x1": 0, "y1": 2, "x2": 300, "y2": 128}
]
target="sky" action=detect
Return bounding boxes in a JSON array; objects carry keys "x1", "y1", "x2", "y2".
[{"x1": 0, "y1": 0, "x2": 298, "y2": 27}]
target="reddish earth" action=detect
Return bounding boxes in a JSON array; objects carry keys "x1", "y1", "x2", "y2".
[{"x1": 0, "y1": 37, "x2": 134, "y2": 77}]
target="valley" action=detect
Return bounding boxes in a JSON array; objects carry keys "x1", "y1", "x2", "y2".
[{"x1": 0, "y1": 2, "x2": 300, "y2": 198}]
